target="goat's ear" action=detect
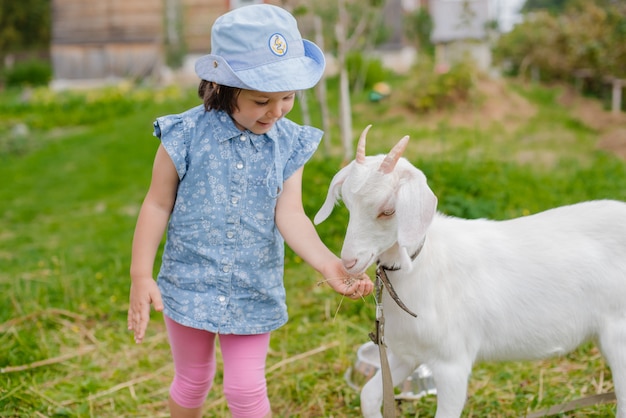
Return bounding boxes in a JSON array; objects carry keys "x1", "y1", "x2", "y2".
[
  {"x1": 395, "y1": 169, "x2": 437, "y2": 269},
  {"x1": 314, "y1": 164, "x2": 351, "y2": 225}
]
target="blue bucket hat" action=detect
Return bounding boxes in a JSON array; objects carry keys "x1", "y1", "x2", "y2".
[{"x1": 195, "y1": 4, "x2": 326, "y2": 92}]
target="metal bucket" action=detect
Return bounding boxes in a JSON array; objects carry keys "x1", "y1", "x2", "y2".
[{"x1": 344, "y1": 341, "x2": 437, "y2": 400}]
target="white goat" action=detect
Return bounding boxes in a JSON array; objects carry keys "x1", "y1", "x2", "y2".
[{"x1": 314, "y1": 126, "x2": 626, "y2": 418}]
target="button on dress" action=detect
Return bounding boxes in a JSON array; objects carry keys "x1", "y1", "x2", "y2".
[{"x1": 153, "y1": 105, "x2": 323, "y2": 334}]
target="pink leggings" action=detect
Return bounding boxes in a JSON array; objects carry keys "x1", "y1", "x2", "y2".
[{"x1": 164, "y1": 316, "x2": 271, "y2": 418}]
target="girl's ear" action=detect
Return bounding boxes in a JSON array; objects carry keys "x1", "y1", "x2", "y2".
[
  {"x1": 395, "y1": 169, "x2": 437, "y2": 270},
  {"x1": 314, "y1": 164, "x2": 352, "y2": 225}
]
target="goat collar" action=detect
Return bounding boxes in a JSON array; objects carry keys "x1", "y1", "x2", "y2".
[
  {"x1": 377, "y1": 238, "x2": 425, "y2": 272},
  {"x1": 374, "y1": 239, "x2": 424, "y2": 318},
  {"x1": 375, "y1": 265, "x2": 418, "y2": 317}
]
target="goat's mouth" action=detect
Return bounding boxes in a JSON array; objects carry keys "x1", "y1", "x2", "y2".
[{"x1": 342, "y1": 253, "x2": 376, "y2": 275}]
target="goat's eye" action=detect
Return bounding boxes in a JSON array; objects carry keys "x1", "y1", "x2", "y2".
[{"x1": 378, "y1": 209, "x2": 395, "y2": 218}]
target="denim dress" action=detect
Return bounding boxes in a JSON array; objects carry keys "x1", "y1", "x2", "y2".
[{"x1": 153, "y1": 105, "x2": 323, "y2": 334}]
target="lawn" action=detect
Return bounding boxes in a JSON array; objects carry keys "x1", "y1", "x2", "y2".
[{"x1": 1, "y1": 75, "x2": 625, "y2": 417}]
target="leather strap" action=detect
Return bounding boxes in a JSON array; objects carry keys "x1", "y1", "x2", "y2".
[
  {"x1": 369, "y1": 272, "x2": 397, "y2": 417},
  {"x1": 525, "y1": 392, "x2": 616, "y2": 417},
  {"x1": 378, "y1": 334, "x2": 396, "y2": 417},
  {"x1": 376, "y1": 265, "x2": 417, "y2": 318}
]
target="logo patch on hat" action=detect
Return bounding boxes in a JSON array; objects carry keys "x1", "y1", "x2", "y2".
[{"x1": 269, "y1": 33, "x2": 288, "y2": 57}]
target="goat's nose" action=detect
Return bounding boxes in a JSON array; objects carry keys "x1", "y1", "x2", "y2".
[{"x1": 342, "y1": 258, "x2": 357, "y2": 270}]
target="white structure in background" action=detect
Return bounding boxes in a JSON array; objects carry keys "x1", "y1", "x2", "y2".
[
  {"x1": 430, "y1": 0, "x2": 492, "y2": 72},
  {"x1": 374, "y1": 0, "x2": 497, "y2": 74},
  {"x1": 370, "y1": 0, "x2": 422, "y2": 74}
]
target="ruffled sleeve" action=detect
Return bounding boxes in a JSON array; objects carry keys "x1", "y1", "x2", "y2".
[
  {"x1": 281, "y1": 124, "x2": 323, "y2": 181},
  {"x1": 153, "y1": 114, "x2": 189, "y2": 180}
]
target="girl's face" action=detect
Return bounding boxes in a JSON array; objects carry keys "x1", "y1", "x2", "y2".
[{"x1": 231, "y1": 89, "x2": 296, "y2": 134}]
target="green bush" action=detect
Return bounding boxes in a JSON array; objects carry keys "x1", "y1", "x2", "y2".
[
  {"x1": 493, "y1": 2, "x2": 626, "y2": 83},
  {"x1": 3, "y1": 59, "x2": 52, "y2": 87},
  {"x1": 346, "y1": 52, "x2": 391, "y2": 91},
  {"x1": 0, "y1": 83, "x2": 188, "y2": 132},
  {"x1": 400, "y1": 59, "x2": 476, "y2": 113}
]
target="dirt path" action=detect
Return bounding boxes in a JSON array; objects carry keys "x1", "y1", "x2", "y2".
[
  {"x1": 558, "y1": 88, "x2": 626, "y2": 160},
  {"x1": 420, "y1": 78, "x2": 626, "y2": 160}
]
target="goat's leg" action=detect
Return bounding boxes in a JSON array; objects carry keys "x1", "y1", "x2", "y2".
[
  {"x1": 360, "y1": 352, "x2": 414, "y2": 418},
  {"x1": 430, "y1": 360, "x2": 473, "y2": 418},
  {"x1": 598, "y1": 320, "x2": 626, "y2": 418}
]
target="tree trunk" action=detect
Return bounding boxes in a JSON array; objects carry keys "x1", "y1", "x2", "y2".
[
  {"x1": 339, "y1": 66, "x2": 353, "y2": 163},
  {"x1": 313, "y1": 15, "x2": 331, "y2": 156},
  {"x1": 336, "y1": 0, "x2": 354, "y2": 163},
  {"x1": 297, "y1": 90, "x2": 311, "y2": 126}
]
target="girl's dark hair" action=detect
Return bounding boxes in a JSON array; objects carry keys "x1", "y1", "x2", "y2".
[{"x1": 198, "y1": 80, "x2": 241, "y2": 114}]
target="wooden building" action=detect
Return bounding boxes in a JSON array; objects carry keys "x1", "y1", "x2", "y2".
[
  {"x1": 51, "y1": 0, "x2": 164, "y2": 80},
  {"x1": 50, "y1": 0, "x2": 268, "y2": 82}
]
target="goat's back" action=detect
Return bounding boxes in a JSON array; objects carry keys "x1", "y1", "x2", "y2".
[{"x1": 384, "y1": 199, "x2": 626, "y2": 363}]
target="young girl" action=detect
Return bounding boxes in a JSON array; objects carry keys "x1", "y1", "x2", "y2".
[{"x1": 127, "y1": 4, "x2": 373, "y2": 418}]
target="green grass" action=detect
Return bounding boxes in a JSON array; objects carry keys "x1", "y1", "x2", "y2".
[{"x1": 1, "y1": 76, "x2": 625, "y2": 417}]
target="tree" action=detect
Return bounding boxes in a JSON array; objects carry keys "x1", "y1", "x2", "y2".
[
  {"x1": 494, "y1": 0, "x2": 626, "y2": 111},
  {"x1": 496, "y1": 1, "x2": 626, "y2": 78},
  {"x1": 0, "y1": 0, "x2": 50, "y2": 57},
  {"x1": 291, "y1": 0, "x2": 388, "y2": 162},
  {"x1": 403, "y1": 7, "x2": 434, "y2": 57}
]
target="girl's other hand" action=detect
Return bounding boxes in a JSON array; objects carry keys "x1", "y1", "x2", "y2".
[{"x1": 128, "y1": 277, "x2": 164, "y2": 343}]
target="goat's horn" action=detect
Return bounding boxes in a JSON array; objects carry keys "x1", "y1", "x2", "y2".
[
  {"x1": 379, "y1": 135, "x2": 409, "y2": 174},
  {"x1": 355, "y1": 125, "x2": 372, "y2": 164}
]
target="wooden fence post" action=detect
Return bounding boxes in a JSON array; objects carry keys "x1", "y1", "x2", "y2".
[{"x1": 611, "y1": 78, "x2": 624, "y2": 115}]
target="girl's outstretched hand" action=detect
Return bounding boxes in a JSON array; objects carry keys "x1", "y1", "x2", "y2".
[
  {"x1": 323, "y1": 261, "x2": 374, "y2": 300},
  {"x1": 128, "y1": 277, "x2": 164, "y2": 343}
]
